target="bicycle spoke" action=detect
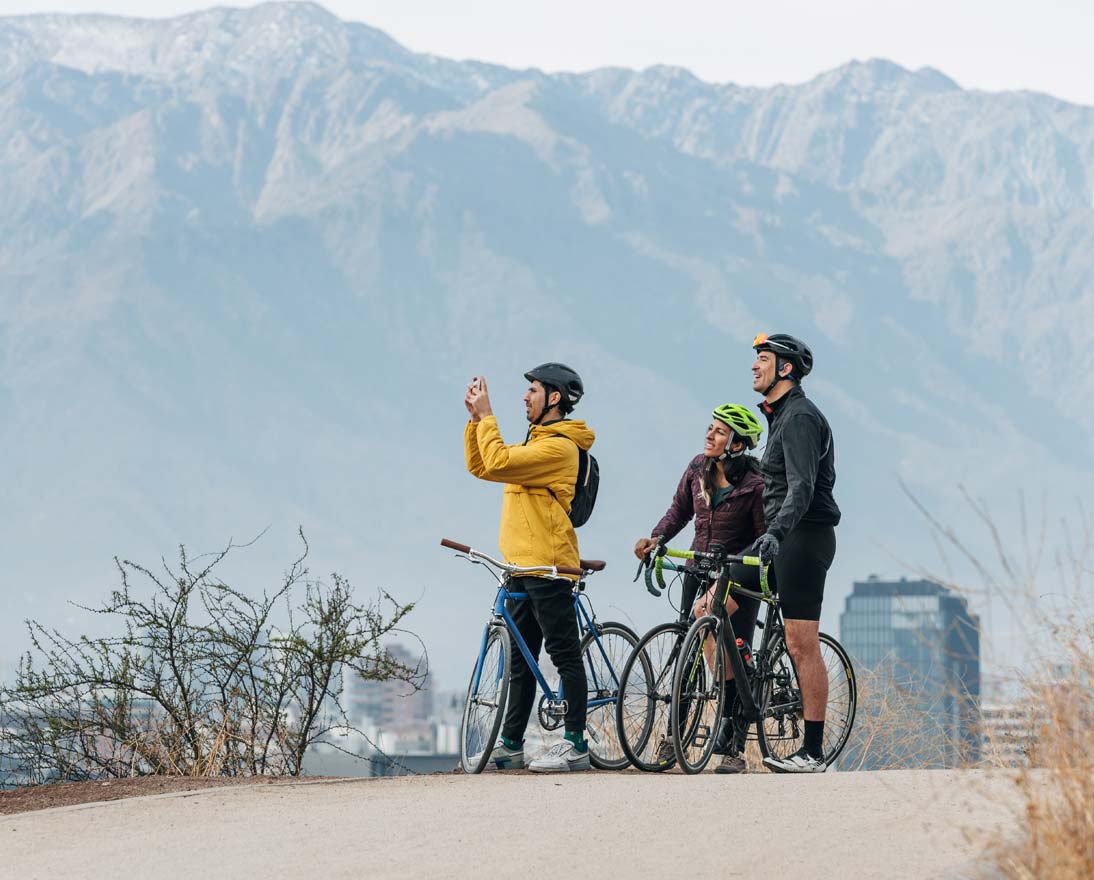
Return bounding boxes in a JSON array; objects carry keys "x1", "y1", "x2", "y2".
[
  {"x1": 583, "y1": 623, "x2": 640, "y2": 770},
  {"x1": 617, "y1": 623, "x2": 686, "y2": 771},
  {"x1": 460, "y1": 628, "x2": 509, "y2": 772},
  {"x1": 672, "y1": 617, "x2": 724, "y2": 773}
]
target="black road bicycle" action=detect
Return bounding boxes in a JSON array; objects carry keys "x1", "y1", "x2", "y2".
[{"x1": 618, "y1": 542, "x2": 857, "y2": 773}]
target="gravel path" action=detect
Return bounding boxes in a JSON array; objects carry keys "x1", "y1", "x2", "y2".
[{"x1": 5, "y1": 769, "x2": 1019, "y2": 879}]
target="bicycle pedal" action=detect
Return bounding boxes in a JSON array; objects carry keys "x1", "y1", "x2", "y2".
[{"x1": 692, "y1": 725, "x2": 710, "y2": 747}]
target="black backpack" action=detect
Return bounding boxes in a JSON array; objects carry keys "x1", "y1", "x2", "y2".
[
  {"x1": 547, "y1": 438, "x2": 599, "y2": 527},
  {"x1": 569, "y1": 447, "x2": 600, "y2": 528}
]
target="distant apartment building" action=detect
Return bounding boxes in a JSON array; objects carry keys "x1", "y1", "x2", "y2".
[
  {"x1": 342, "y1": 643, "x2": 432, "y2": 734},
  {"x1": 980, "y1": 702, "x2": 1035, "y2": 767},
  {"x1": 302, "y1": 648, "x2": 460, "y2": 777},
  {"x1": 840, "y1": 576, "x2": 981, "y2": 769}
]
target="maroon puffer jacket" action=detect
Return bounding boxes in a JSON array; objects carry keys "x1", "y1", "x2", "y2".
[{"x1": 651, "y1": 455, "x2": 765, "y2": 558}]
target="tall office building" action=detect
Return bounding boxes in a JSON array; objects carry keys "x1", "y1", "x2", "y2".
[
  {"x1": 342, "y1": 643, "x2": 432, "y2": 733},
  {"x1": 840, "y1": 576, "x2": 981, "y2": 768}
]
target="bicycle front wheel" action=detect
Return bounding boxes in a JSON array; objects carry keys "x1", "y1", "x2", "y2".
[
  {"x1": 756, "y1": 632, "x2": 857, "y2": 766},
  {"x1": 616, "y1": 621, "x2": 687, "y2": 772},
  {"x1": 671, "y1": 615, "x2": 725, "y2": 774},
  {"x1": 582, "y1": 621, "x2": 641, "y2": 771},
  {"x1": 459, "y1": 625, "x2": 511, "y2": 774}
]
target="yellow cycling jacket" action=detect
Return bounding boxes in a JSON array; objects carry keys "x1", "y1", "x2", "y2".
[{"x1": 464, "y1": 415, "x2": 596, "y2": 577}]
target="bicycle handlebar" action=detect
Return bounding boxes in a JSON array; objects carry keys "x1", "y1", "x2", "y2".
[
  {"x1": 639, "y1": 545, "x2": 772, "y2": 600},
  {"x1": 440, "y1": 538, "x2": 588, "y2": 578}
]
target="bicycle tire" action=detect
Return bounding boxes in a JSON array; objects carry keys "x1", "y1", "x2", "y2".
[
  {"x1": 756, "y1": 631, "x2": 857, "y2": 766},
  {"x1": 582, "y1": 621, "x2": 641, "y2": 771},
  {"x1": 670, "y1": 615, "x2": 725, "y2": 774},
  {"x1": 459, "y1": 625, "x2": 511, "y2": 774},
  {"x1": 615, "y1": 621, "x2": 686, "y2": 772}
]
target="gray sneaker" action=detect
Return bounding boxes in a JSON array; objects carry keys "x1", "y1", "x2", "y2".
[
  {"x1": 528, "y1": 740, "x2": 591, "y2": 773},
  {"x1": 714, "y1": 752, "x2": 746, "y2": 774},
  {"x1": 478, "y1": 740, "x2": 525, "y2": 770}
]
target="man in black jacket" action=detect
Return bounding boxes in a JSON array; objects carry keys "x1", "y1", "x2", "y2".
[{"x1": 750, "y1": 333, "x2": 841, "y2": 773}]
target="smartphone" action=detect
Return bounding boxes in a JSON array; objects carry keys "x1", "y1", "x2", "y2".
[{"x1": 471, "y1": 377, "x2": 481, "y2": 391}]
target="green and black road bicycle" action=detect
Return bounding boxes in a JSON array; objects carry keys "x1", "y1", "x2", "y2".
[{"x1": 620, "y1": 542, "x2": 857, "y2": 773}]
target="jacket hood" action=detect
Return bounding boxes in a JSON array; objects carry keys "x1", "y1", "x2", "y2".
[{"x1": 533, "y1": 419, "x2": 595, "y2": 451}]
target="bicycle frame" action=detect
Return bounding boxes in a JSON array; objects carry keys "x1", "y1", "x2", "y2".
[
  {"x1": 650, "y1": 550, "x2": 787, "y2": 724},
  {"x1": 470, "y1": 579, "x2": 620, "y2": 713}
]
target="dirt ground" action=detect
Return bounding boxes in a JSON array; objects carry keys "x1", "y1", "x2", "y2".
[
  {"x1": 0, "y1": 775, "x2": 329, "y2": 815},
  {"x1": 5, "y1": 769, "x2": 1024, "y2": 879}
]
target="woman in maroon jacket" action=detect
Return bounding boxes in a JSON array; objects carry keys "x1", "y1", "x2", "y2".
[{"x1": 633, "y1": 403, "x2": 766, "y2": 773}]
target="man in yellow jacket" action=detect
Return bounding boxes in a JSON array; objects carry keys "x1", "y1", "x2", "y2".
[{"x1": 464, "y1": 363, "x2": 596, "y2": 773}]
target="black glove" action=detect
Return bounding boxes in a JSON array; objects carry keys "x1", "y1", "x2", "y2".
[{"x1": 755, "y1": 532, "x2": 780, "y2": 564}]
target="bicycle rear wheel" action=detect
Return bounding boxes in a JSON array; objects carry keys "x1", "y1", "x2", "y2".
[
  {"x1": 616, "y1": 622, "x2": 686, "y2": 772},
  {"x1": 671, "y1": 615, "x2": 725, "y2": 774},
  {"x1": 582, "y1": 621, "x2": 641, "y2": 771},
  {"x1": 756, "y1": 632, "x2": 857, "y2": 766},
  {"x1": 459, "y1": 625, "x2": 511, "y2": 774}
]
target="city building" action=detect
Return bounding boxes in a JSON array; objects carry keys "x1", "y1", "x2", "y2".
[
  {"x1": 301, "y1": 647, "x2": 460, "y2": 777},
  {"x1": 980, "y1": 702, "x2": 1035, "y2": 767},
  {"x1": 342, "y1": 643, "x2": 432, "y2": 734},
  {"x1": 840, "y1": 576, "x2": 981, "y2": 769}
]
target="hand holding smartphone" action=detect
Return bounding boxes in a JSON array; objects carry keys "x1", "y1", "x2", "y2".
[{"x1": 465, "y1": 375, "x2": 488, "y2": 421}]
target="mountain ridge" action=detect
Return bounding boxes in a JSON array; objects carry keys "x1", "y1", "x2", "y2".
[{"x1": 1, "y1": 3, "x2": 1091, "y2": 684}]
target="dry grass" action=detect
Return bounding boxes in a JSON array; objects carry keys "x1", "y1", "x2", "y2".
[
  {"x1": 986, "y1": 631, "x2": 1094, "y2": 879},
  {"x1": 896, "y1": 487, "x2": 1094, "y2": 877}
]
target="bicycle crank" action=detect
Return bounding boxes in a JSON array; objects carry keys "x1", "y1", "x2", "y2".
[{"x1": 537, "y1": 696, "x2": 568, "y2": 731}]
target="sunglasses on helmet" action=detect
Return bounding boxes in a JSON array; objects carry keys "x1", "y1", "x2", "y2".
[{"x1": 753, "y1": 333, "x2": 794, "y2": 353}]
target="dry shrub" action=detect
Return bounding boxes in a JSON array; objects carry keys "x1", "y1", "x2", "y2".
[
  {"x1": 0, "y1": 530, "x2": 422, "y2": 785},
  {"x1": 988, "y1": 629, "x2": 1094, "y2": 879},
  {"x1": 840, "y1": 662, "x2": 978, "y2": 770},
  {"x1": 899, "y1": 486, "x2": 1094, "y2": 875}
]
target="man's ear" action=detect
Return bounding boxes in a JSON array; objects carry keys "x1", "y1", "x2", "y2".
[
  {"x1": 779, "y1": 361, "x2": 794, "y2": 379},
  {"x1": 549, "y1": 390, "x2": 562, "y2": 409}
]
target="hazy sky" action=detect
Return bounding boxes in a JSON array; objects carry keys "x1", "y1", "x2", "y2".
[{"x1": 2, "y1": 0, "x2": 1093, "y2": 106}]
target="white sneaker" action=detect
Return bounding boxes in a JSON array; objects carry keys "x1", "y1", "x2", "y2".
[
  {"x1": 476, "y1": 740, "x2": 525, "y2": 770},
  {"x1": 528, "y1": 740, "x2": 591, "y2": 773},
  {"x1": 763, "y1": 746, "x2": 826, "y2": 773}
]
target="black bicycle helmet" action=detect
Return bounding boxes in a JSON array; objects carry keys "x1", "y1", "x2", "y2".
[
  {"x1": 753, "y1": 333, "x2": 813, "y2": 390},
  {"x1": 523, "y1": 362, "x2": 584, "y2": 415}
]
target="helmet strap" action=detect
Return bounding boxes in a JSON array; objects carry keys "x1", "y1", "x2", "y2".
[
  {"x1": 762, "y1": 358, "x2": 794, "y2": 396},
  {"x1": 532, "y1": 385, "x2": 562, "y2": 425},
  {"x1": 716, "y1": 435, "x2": 747, "y2": 462}
]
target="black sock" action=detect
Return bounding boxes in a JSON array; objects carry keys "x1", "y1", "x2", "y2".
[{"x1": 804, "y1": 720, "x2": 825, "y2": 760}]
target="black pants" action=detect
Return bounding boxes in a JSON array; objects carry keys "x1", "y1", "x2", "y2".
[{"x1": 501, "y1": 576, "x2": 587, "y2": 740}]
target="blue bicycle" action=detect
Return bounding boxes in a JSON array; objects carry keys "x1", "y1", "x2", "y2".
[{"x1": 441, "y1": 538, "x2": 639, "y2": 773}]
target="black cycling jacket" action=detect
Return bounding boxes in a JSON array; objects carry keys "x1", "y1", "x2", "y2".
[{"x1": 759, "y1": 385, "x2": 840, "y2": 541}]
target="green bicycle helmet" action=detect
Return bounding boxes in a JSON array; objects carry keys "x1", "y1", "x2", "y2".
[{"x1": 712, "y1": 403, "x2": 764, "y2": 450}]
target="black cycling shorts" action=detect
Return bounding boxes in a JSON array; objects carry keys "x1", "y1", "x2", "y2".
[
  {"x1": 729, "y1": 523, "x2": 835, "y2": 621},
  {"x1": 773, "y1": 523, "x2": 835, "y2": 621}
]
